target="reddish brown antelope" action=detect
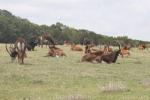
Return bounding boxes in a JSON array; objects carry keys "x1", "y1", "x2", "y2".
[
  {"x1": 120, "y1": 45, "x2": 130, "y2": 58},
  {"x1": 71, "y1": 43, "x2": 83, "y2": 51}
]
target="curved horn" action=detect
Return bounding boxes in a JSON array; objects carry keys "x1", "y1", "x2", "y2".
[
  {"x1": 114, "y1": 40, "x2": 121, "y2": 50},
  {"x1": 6, "y1": 44, "x2": 11, "y2": 56},
  {"x1": 117, "y1": 41, "x2": 121, "y2": 50}
]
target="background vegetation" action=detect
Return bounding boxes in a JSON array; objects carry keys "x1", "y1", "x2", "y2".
[{"x1": 0, "y1": 9, "x2": 148, "y2": 46}]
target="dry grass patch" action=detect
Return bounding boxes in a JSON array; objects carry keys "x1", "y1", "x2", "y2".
[
  {"x1": 101, "y1": 81, "x2": 129, "y2": 93},
  {"x1": 65, "y1": 94, "x2": 90, "y2": 100},
  {"x1": 140, "y1": 79, "x2": 150, "y2": 86}
]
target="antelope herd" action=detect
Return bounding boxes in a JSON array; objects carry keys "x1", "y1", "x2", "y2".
[{"x1": 4, "y1": 34, "x2": 149, "y2": 64}]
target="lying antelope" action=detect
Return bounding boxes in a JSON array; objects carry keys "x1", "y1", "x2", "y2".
[
  {"x1": 103, "y1": 45, "x2": 113, "y2": 55},
  {"x1": 82, "y1": 42, "x2": 121, "y2": 64},
  {"x1": 46, "y1": 45, "x2": 66, "y2": 57},
  {"x1": 71, "y1": 43, "x2": 83, "y2": 51},
  {"x1": 82, "y1": 44, "x2": 104, "y2": 63},
  {"x1": 101, "y1": 42, "x2": 121, "y2": 64}
]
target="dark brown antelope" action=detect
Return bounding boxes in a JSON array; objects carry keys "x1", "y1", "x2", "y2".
[
  {"x1": 14, "y1": 37, "x2": 27, "y2": 64},
  {"x1": 101, "y1": 42, "x2": 121, "y2": 64}
]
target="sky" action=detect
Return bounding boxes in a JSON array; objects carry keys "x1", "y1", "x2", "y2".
[{"x1": 0, "y1": 0, "x2": 150, "y2": 41}]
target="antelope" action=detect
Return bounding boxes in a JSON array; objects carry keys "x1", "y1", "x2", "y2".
[
  {"x1": 138, "y1": 44, "x2": 147, "y2": 50},
  {"x1": 15, "y1": 37, "x2": 27, "y2": 64},
  {"x1": 82, "y1": 44, "x2": 104, "y2": 63},
  {"x1": 101, "y1": 42, "x2": 121, "y2": 64},
  {"x1": 46, "y1": 45, "x2": 66, "y2": 57},
  {"x1": 27, "y1": 36, "x2": 38, "y2": 51},
  {"x1": 120, "y1": 46, "x2": 130, "y2": 58},
  {"x1": 71, "y1": 43, "x2": 83, "y2": 51},
  {"x1": 81, "y1": 50, "x2": 103, "y2": 63},
  {"x1": 39, "y1": 34, "x2": 55, "y2": 48},
  {"x1": 103, "y1": 45, "x2": 113, "y2": 55},
  {"x1": 6, "y1": 37, "x2": 27, "y2": 64}
]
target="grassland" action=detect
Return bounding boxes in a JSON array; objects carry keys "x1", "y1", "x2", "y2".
[{"x1": 0, "y1": 44, "x2": 150, "y2": 100}]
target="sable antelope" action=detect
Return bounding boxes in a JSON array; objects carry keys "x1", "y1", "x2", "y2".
[
  {"x1": 27, "y1": 41, "x2": 38, "y2": 51},
  {"x1": 46, "y1": 45, "x2": 66, "y2": 57},
  {"x1": 6, "y1": 38, "x2": 27, "y2": 64},
  {"x1": 101, "y1": 42, "x2": 121, "y2": 64},
  {"x1": 27, "y1": 36, "x2": 38, "y2": 51},
  {"x1": 39, "y1": 34, "x2": 55, "y2": 48},
  {"x1": 15, "y1": 37, "x2": 27, "y2": 64},
  {"x1": 71, "y1": 43, "x2": 83, "y2": 51}
]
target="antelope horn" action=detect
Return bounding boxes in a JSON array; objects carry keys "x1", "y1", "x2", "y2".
[
  {"x1": 6, "y1": 44, "x2": 11, "y2": 56},
  {"x1": 115, "y1": 40, "x2": 121, "y2": 50}
]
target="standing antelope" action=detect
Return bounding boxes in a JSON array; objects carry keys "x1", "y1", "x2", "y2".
[{"x1": 14, "y1": 37, "x2": 27, "y2": 64}]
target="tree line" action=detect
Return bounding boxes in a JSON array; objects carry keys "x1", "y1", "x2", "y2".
[{"x1": 0, "y1": 9, "x2": 148, "y2": 46}]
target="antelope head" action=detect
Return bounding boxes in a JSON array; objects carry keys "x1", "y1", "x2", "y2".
[{"x1": 6, "y1": 44, "x2": 18, "y2": 62}]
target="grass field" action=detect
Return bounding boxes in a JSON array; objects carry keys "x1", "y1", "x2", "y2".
[{"x1": 0, "y1": 44, "x2": 150, "y2": 100}]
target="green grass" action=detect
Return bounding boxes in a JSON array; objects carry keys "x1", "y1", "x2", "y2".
[{"x1": 0, "y1": 44, "x2": 150, "y2": 100}]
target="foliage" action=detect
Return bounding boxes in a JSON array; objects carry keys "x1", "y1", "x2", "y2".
[{"x1": 0, "y1": 9, "x2": 148, "y2": 46}]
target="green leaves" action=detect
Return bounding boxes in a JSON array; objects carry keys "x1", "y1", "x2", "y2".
[{"x1": 0, "y1": 9, "x2": 147, "y2": 46}]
